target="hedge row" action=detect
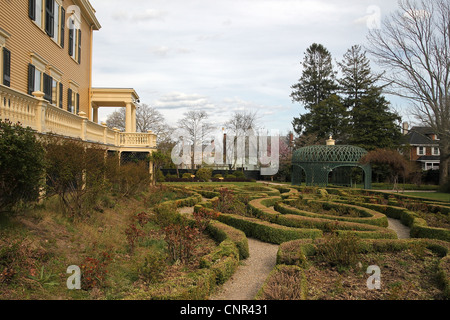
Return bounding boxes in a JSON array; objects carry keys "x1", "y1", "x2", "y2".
[
  {"x1": 254, "y1": 265, "x2": 308, "y2": 300},
  {"x1": 216, "y1": 213, "x2": 323, "y2": 245},
  {"x1": 282, "y1": 199, "x2": 389, "y2": 228},
  {"x1": 125, "y1": 187, "x2": 244, "y2": 300},
  {"x1": 248, "y1": 197, "x2": 397, "y2": 240},
  {"x1": 338, "y1": 200, "x2": 450, "y2": 242},
  {"x1": 276, "y1": 238, "x2": 450, "y2": 299},
  {"x1": 194, "y1": 205, "x2": 250, "y2": 260}
]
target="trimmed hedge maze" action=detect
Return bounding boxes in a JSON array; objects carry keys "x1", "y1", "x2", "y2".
[{"x1": 135, "y1": 183, "x2": 450, "y2": 300}]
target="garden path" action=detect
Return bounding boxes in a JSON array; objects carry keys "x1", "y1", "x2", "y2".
[
  {"x1": 209, "y1": 238, "x2": 279, "y2": 300},
  {"x1": 387, "y1": 218, "x2": 411, "y2": 239}
]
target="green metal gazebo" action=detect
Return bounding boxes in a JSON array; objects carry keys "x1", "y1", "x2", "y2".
[{"x1": 292, "y1": 140, "x2": 372, "y2": 189}]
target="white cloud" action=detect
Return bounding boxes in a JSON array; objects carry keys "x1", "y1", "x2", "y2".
[{"x1": 90, "y1": 0, "x2": 405, "y2": 133}]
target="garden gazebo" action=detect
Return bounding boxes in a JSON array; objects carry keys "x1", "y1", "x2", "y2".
[{"x1": 292, "y1": 137, "x2": 372, "y2": 189}]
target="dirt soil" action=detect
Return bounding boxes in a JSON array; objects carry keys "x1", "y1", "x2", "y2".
[{"x1": 304, "y1": 248, "x2": 445, "y2": 300}]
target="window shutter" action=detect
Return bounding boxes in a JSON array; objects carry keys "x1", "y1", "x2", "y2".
[
  {"x1": 68, "y1": 27, "x2": 74, "y2": 56},
  {"x1": 28, "y1": 64, "x2": 36, "y2": 95},
  {"x1": 76, "y1": 93, "x2": 80, "y2": 114},
  {"x1": 78, "y1": 29, "x2": 82, "y2": 64},
  {"x1": 59, "y1": 83, "x2": 63, "y2": 108},
  {"x1": 3, "y1": 48, "x2": 11, "y2": 87},
  {"x1": 45, "y1": 0, "x2": 55, "y2": 37},
  {"x1": 67, "y1": 88, "x2": 72, "y2": 112},
  {"x1": 29, "y1": 0, "x2": 36, "y2": 21},
  {"x1": 60, "y1": 7, "x2": 65, "y2": 48},
  {"x1": 43, "y1": 73, "x2": 53, "y2": 102}
]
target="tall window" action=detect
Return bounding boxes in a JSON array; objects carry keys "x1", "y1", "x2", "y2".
[
  {"x1": 29, "y1": 0, "x2": 65, "y2": 47},
  {"x1": 67, "y1": 85, "x2": 79, "y2": 114},
  {"x1": 68, "y1": 18, "x2": 81, "y2": 64},
  {"x1": 417, "y1": 147, "x2": 426, "y2": 156},
  {"x1": 2, "y1": 47, "x2": 11, "y2": 87}
]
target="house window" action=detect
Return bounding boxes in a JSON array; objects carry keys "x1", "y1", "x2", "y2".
[
  {"x1": 29, "y1": 0, "x2": 65, "y2": 47},
  {"x1": 425, "y1": 163, "x2": 439, "y2": 171},
  {"x1": 417, "y1": 147, "x2": 426, "y2": 156},
  {"x1": 1, "y1": 47, "x2": 11, "y2": 87},
  {"x1": 49, "y1": 66, "x2": 63, "y2": 107},
  {"x1": 68, "y1": 17, "x2": 81, "y2": 64},
  {"x1": 29, "y1": 0, "x2": 44, "y2": 29},
  {"x1": 67, "y1": 84, "x2": 79, "y2": 114},
  {"x1": 432, "y1": 147, "x2": 440, "y2": 156}
]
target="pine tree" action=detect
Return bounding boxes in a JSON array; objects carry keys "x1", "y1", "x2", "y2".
[
  {"x1": 291, "y1": 43, "x2": 345, "y2": 140},
  {"x1": 337, "y1": 45, "x2": 381, "y2": 110},
  {"x1": 338, "y1": 45, "x2": 402, "y2": 150}
]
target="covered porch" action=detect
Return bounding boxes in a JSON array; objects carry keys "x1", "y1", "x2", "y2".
[{"x1": 90, "y1": 88, "x2": 140, "y2": 133}]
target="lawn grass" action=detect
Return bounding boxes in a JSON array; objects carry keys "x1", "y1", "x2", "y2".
[{"x1": 401, "y1": 192, "x2": 450, "y2": 202}]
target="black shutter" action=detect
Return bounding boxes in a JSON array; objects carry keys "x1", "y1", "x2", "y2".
[
  {"x1": 67, "y1": 88, "x2": 72, "y2": 112},
  {"x1": 76, "y1": 93, "x2": 80, "y2": 114},
  {"x1": 43, "y1": 73, "x2": 53, "y2": 102},
  {"x1": 68, "y1": 27, "x2": 74, "y2": 57},
  {"x1": 59, "y1": 83, "x2": 63, "y2": 108},
  {"x1": 29, "y1": 0, "x2": 36, "y2": 21},
  {"x1": 45, "y1": 0, "x2": 55, "y2": 37},
  {"x1": 28, "y1": 64, "x2": 35, "y2": 95},
  {"x1": 77, "y1": 29, "x2": 81, "y2": 64},
  {"x1": 3, "y1": 48, "x2": 11, "y2": 87},
  {"x1": 60, "y1": 7, "x2": 65, "y2": 48}
]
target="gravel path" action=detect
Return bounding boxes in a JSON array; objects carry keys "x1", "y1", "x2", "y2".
[
  {"x1": 387, "y1": 218, "x2": 411, "y2": 239},
  {"x1": 209, "y1": 238, "x2": 279, "y2": 300}
]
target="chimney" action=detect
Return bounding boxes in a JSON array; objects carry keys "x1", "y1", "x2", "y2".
[{"x1": 402, "y1": 122, "x2": 409, "y2": 135}]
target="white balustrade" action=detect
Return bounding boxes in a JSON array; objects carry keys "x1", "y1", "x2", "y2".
[{"x1": 0, "y1": 85, "x2": 157, "y2": 150}]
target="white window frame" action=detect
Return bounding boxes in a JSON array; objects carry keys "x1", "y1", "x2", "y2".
[
  {"x1": 432, "y1": 147, "x2": 440, "y2": 156},
  {"x1": 417, "y1": 146, "x2": 426, "y2": 156}
]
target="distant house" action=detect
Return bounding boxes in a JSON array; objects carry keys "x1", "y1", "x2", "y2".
[{"x1": 402, "y1": 123, "x2": 440, "y2": 171}]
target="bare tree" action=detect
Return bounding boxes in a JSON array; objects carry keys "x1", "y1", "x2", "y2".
[
  {"x1": 366, "y1": 0, "x2": 450, "y2": 186},
  {"x1": 106, "y1": 103, "x2": 172, "y2": 145},
  {"x1": 176, "y1": 110, "x2": 214, "y2": 170},
  {"x1": 224, "y1": 110, "x2": 260, "y2": 170},
  {"x1": 106, "y1": 103, "x2": 167, "y2": 134}
]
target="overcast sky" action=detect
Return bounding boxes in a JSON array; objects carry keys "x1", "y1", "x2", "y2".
[{"x1": 90, "y1": 0, "x2": 412, "y2": 134}]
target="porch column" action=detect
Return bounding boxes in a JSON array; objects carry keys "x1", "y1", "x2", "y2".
[
  {"x1": 125, "y1": 103, "x2": 132, "y2": 133},
  {"x1": 131, "y1": 104, "x2": 137, "y2": 132},
  {"x1": 93, "y1": 106, "x2": 99, "y2": 123}
]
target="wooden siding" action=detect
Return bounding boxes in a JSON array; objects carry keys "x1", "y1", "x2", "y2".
[{"x1": 0, "y1": 0, "x2": 93, "y2": 114}]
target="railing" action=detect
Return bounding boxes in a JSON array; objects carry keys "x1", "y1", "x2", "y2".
[{"x1": 0, "y1": 85, "x2": 157, "y2": 150}]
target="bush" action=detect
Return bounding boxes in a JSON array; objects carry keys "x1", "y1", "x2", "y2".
[
  {"x1": 196, "y1": 168, "x2": 213, "y2": 182},
  {"x1": 0, "y1": 120, "x2": 45, "y2": 213},
  {"x1": 44, "y1": 136, "x2": 109, "y2": 219},
  {"x1": 233, "y1": 171, "x2": 245, "y2": 179},
  {"x1": 182, "y1": 173, "x2": 193, "y2": 180},
  {"x1": 316, "y1": 232, "x2": 360, "y2": 270},
  {"x1": 155, "y1": 170, "x2": 165, "y2": 182}
]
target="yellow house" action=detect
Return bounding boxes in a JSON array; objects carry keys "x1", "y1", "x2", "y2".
[{"x1": 0, "y1": 0, "x2": 156, "y2": 159}]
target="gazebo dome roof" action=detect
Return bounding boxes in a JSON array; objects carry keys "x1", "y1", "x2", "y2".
[{"x1": 293, "y1": 145, "x2": 368, "y2": 163}]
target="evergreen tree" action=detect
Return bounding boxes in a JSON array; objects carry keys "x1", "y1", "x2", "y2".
[
  {"x1": 349, "y1": 88, "x2": 402, "y2": 151},
  {"x1": 337, "y1": 45, "x2": 381, "y2": 110},
  {"x1": 291, "y1": 43, "x2": 345, "y2": 141},
  {"x1": 338, "y1": 45, "x2": 402, "y2": 150}
]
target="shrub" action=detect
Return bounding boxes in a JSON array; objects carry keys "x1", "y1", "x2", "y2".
[
  {"x1": 316, "y1": 232, "x2": 360, "y2": 270},
  {"x1": 213, "y1": 174, "x2": 223, "y2": 179},
  {"x1": 196, "y1": 168, "x2": 213, "y2": 182},
  {"x1": 182, "y1": 173, "x2": 193, "y2": 180},
  {"x1": 44, "y1": 135, "x2": 110, "y2": 218},
  {"x1": 80, "y1": 251, "x2": 112, "y2": 290},
  {"x1": 256, "y1": 265, "x2": 307, "y2": 300},
  {"x1": 193, "y1": 207, "x2": 220, "y2": 232},
  {"x1": 233, "y1": 171, "x2": 245, "y2": 179},
  {"x1": 138, "y1": 250, "x2": 167, "y2": 284},
  {"x1": 164, "y1": 224, "x2": 199, "y2": 264},
  {"x1": 155, "y1": 170, "x2": 165, "y2": 182},
  {"x1": 0, "y1": 120, "x2": 45, "y2": 213}
]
